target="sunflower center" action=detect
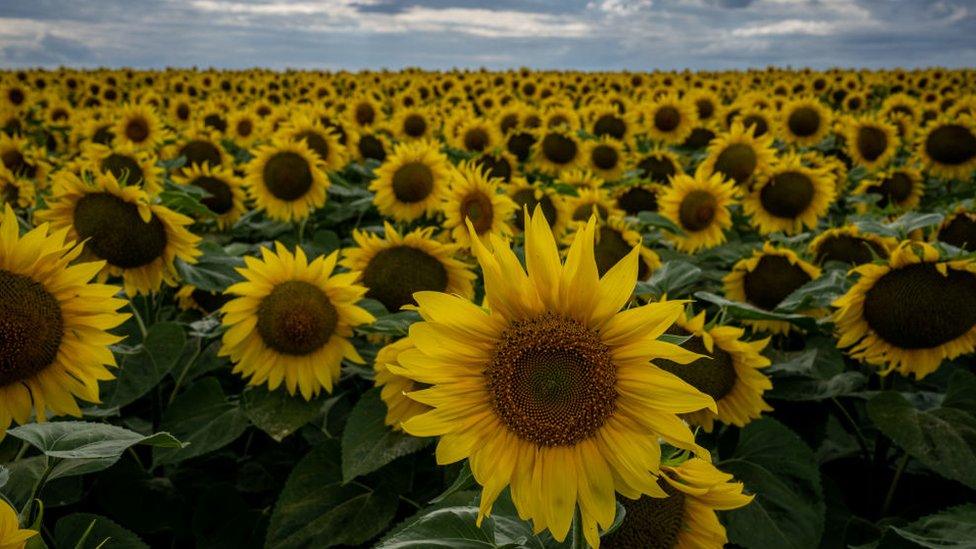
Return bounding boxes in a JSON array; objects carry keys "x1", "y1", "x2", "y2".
[
  {"x1": 743, "y1": 255, "x2": 812, "y2": 311},
  {"x1": 100, "y1": 153, "x2": 145, "y2": 185},
  {"x1": 358, "y1": 135, "x2": 387, "y2": 161},
  {"x1": 603, "y1": 480, "x2": 685, "y2": 549},
  {"x1": 541, "y1": 133, "x2": 577, "y2": 165},
  {"x1": 939, "y1": 214, "x2": 976, "y2": 251},
  {"x1": 676, "y1": 190, "x2": 716, "y2": 231},
  {"x1": 256, "y1": 280, "x2": 337, "y2": 356},
  {"x1": 787, "y1": 107, "x2": 821, "y2": 138},
  {"x1": 507, "y1": 132, "x2": 536, "y2": 162},
  {"x1": 93, "y1": 125, "x2": 115, "y2": 145},
  {"x1": 856, "y1": 126, "x2": 888, "y2": 162},
  {"x1": 176, "y1": 104, "x2": 190, "y2": 121},
  {"x1": 617, "y1": 187, "x2": 657, "y2": 215},
  {"x1": 362, "y1": 245, "x2": 448, "y2": 311},
  {"x1": 1, "y1": 150, "x2": 35, "y2": 179},
  {"x1": 236, "y1": 119, "x2": 253, "y2": 137},
  {"x1": 637, "y1": 156, "x2": 676, "y2": 183},
  {"x1": 2, "y1": 183, "x2": 19, "y2": 204},
  {"x1": 392, "y1": 162, "x2": 435, "y2": 203},
  {"x1": 511, "y1": 189, "x2": 557, "y2": 232},
  {"x1": 403, "y1": 114, "x2": 427, "y2": 137},
  {"x1": 476, "y1": 155, "x2": 512, "y2": 182},
  {"x1": 743, "y1": 114, "x2": 769, "y2": 137},
  {"x1": 463, "y1": 128, "x2": 490, "y2": 152},
  {"x1": 760, "y1": 171, "x2": 815, "y2": 219},
  {"x1": 815, "y1": 235, "x2": 886, "y2": 265},
  {"x1": 355, "y1": 103, "x2": 375, "y2": 126},
  {"x1": 683, "y1": 127, "x2": 716, "y2": 149},
  {"x1": 179, "y1": 140, "x2": 222, "y2": 169},
  {"x1": 595, "y1": 226, "x2": 649, "y2": 280},
  {"x1": 696, "y1": 99, "x2": 715, "y2": 120},
  {"x1": 125, "y1": 116, "x2": 150, "y2": 143},
  {"x1": 868, "y1": 172, "x2": 913, "y2": 208},
  {"x1": 262, "y1": 151, "x2": 313, "y2": 201},
  {"x1": 572, "y1": 202, "x2": 609, "y2": 222},
  {"x1": 295, "y1": 130, "x2": 330, "y2": 161},
  {"x1": 8, "y1": 88, "x2": 25, "y2": 106},
  {"x1": 591, "y1": 144, "x2": 619, "y2": 170},
  {"x1": 657, "y1": 327, "x2": 736, "y2": 401},
  {"x1": 0, "y1": 270, "x2": 64, "y2": 386},
  {"x1": 714, "y1": 143, "x2": 757, "y2": 185},
  {"x1": 486, "y1": 312, "x2": 616, "y2": 447},
  {"x1": 924, "y1": 124, "x2": 976, "y2": 166},
  {"x1": 594, "y1": 114, "x2": 626, "y2": 139},
  {"x1": 204, "y1": 114, "x2": 227, "y2": 133},
  {"x1": 863, "y1": 263, "x2": 976, "y2": 350},
  {"x1": 460, "y1": 191, "x2": 495, "y2": 234},
  {"x1": 654, "y1": 107, "x2": 681, "y2": 132},
  {"x1": 74, "y1": 192, "x2": 168, "y2": 269},
  {"x1": 190, "y1": 288, "x2": 231, "y2": 314},
  {"x1": 193, "y1": 176, "x2": 235, "y2": 215}
]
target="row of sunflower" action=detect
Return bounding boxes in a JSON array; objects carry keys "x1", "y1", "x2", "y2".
[{"x1": 0, "y1": 66, "x2": 975, "y2": 549}]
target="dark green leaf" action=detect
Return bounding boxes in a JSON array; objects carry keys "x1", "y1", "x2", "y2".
[
  {"x1": 873, "y1": 503, "x2": 976, "y2": 548},
  {"x1": 174, "y1": 241, "x2": 244, "y2": 293},
  {"x1": 54, "y1": 513, "x2": 149, "y2": 549},
  {"x1": 101, "y1": 322, "x2": 187, "y2": 408},
  {"x1": 775, "y1": 270, "x2": 850, "y2": 313},
  {"x1": 694, "y1": 292, "x2": 819, "y2": 332},
  {"x1": 153, "y1": 378, "x2": 250, "y2": 466},
  {"x1": 341, "y1": 388, "x2": 432, "y2": 482},
  {"x1": 430, "y1": 462, "x2": 475, "y2": 504},
  {"x1": 242, "y1": 387, "x2": 323, "y2": 442},
  {"x1": 637, "y1": 260, "x2": 702, "y2": 298}
]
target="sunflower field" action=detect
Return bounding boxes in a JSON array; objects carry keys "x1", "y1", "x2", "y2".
[{"x1": 0, "y1": 67, "x2": 975, "y2": 549}]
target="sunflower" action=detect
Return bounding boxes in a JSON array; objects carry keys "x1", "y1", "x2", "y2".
[
  {"x1": 1, "y1": 82, "x2": 29, "y2": 111},
  {"x1": 602, "y1": 457, "x2": 752, "y2": 549},
  {"x1": 656, "y1": 306, "x2": 772, "y2": 431},
  {"x1": 278, "y1": 113, "x2": 349, "y2": 171},
  {"x1": 834, "y1": 241, "x2": 976, "y2": 379},
  {"x1": 736, "y1": 108, "x2": 774, "y2": 139},
  {"x1": 587, "y1": 104, "x2": 636, "y2": 141},
  {"x1": 245, "y1": 138, "x2": 330, "y2": 222},
  {"x1": 533, "y1": 129, "x2": 582, "y2": 175},
  {"x1": 743, "y1": 154, "x2": 835, "y2": 235},
  {"x1": 582, "y1": 137, "x2": 627, "y2": 181},
  {"x1": 392, "y1": 107, "x2": 437, "y2": 141},
  {"x1": 172, "y1": 163, "x2": 247, "y2": 229},
  {"x1": 374, "y1": 337, "x2": 431, "y2": 431},
  {"x1": 937, "y1": 207, "x2": 976, "y2": 251},
  {"x1": 916, "y1": 114, "x2": 976, "y2": 180},
  {"x1": 388, "y1": 209, "x2": 716, "y2": 547},
  {"x1": 474, "y1": 149, "x2": 519, "y2": 183},
  {"x1": 686, "y1": 89, "x2": 722, "y2": 125},
  {"x1": 0, "y1": 497, "x2": 37, "y2": 548},
  {"x1": 778, "y1": 98, "x2": 832, "y2": 147},
  {"x1": 452, "y1": 118, "x2": 503, "y2": 154},
  {"x1": 341, "y1": 222, "x2": 475, "y2": 312},
  {"x1": 506, "y1": 178, "x2": 570, "y2": 235},
  {"x1": 370, "y1": 140, "x2": 451, "y2": 222},
  {"x1": 542, "y1": 104, "x2": 581, "y2": 131},
  {"x1": 659, "y1": 168, "x2": 737, "y2": 253},
  {"x1": 505, "y1": 129, "x2": 537, "y2": 163},
  {"x1": 0, "y1": 134, "x2": 49, "y2": 187},
  {"x1": 36, "y1": 171, "x2": 201, "y2": 296},
  {"x1": 165, "y1": 124, "x2": 229, "y2": 175},
  {"x1": 809, "y1": 225, "x2": 896, "y2": 266},
  {"x1": 573, "y1": 215, "x2": 661, "y2": 280},
  {"x1": 558, "y1": 168, "x2": 605, "y2": 190},
  {"x1": 844, "y1": 115, "x2": 899, "y2": 169},
  {"x1": 0, "y1": 205, "x2": 128, "y2": 439},
  {"x1": 219, "y1": 244, "x2": 374, "y2": 399},
  {"x1": 348, "y1": 128, "x2": 391, "y2": 163},
  {"x1": 82, "y1": 142, "x2": 164, "y2": 195},
  {"x1": 347, "y1": 95, "x2": 383, "y2": 130},
  {"x1": 724, "y1": 243, "x2": 821, "y2": 334},
  {"x1": 0, "y1": 166, "x2": 35, "y2": 210},
  {"x1": 113, "y1": 103, "x2": 168, "y2": 150},
  {"x1": 699, "y1": 122, "x2": 775, "y2": 188},
  {"x1": 567, "y1": 187, "x2": 622, "y2": 223},
  {"x1": 881, "y1": 93, "x2": 920, "y2": 125},
  {"x1": 644, "y1": 95, "x2": 697, "y2": 145},
  {"x1": 614, "y1": 183, "x2": 660, "y2": 216},
  {"x1": 853, "y1": 167, "x2": 924, "y2": 212},
  {"x1": 227, "y1": 109, "x2": 263, "y2": 147},
  {"x1": 631, "y1": 148, "x2": 684, "y2": 185},
  {"x1": 442, "y1": 161, "x2": 516, "y2": 249}
]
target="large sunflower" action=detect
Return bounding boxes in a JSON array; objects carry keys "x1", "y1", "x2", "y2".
[
  {"x1": 834, "y1": 241, "x2": 976, "y2": 379},
  {"x1": 808, "y1": 225, "x2": 895, "y2": 266},
  {"x1": 742, "y1": 155, "x2": 835, "y2": 235},
  {"x1": 172, "y1": 163, "x2": 247, "y2": 230},
  {"x1": 844, "y1": 115, "x2": 899, "y2": 169},
  {"x1": 778, "y1": 98, "x2": 832, "y2": 147},
  {"x1": 724, "y1": 243, "x2": 821, "y2": 334},
  {"x1": 36, "y1": 172, "x2": 201, "y2": 296},
  {"x1": 389, "y1": 209, "x2": 716, "y2": 547},
  {"x1": 916, "y1": 114, "x2": 976, "y2": 180},
  {"x1": 220, "y1": 244, "x2": 375, "y2": 399},
  {"x1": 656, "y1": 306, "x2": 772, "y2": 431},
  {"x1": 0, "y1": 205, "x2": 128, "y2": 439},
  {"x1": 374, "y1": 337, "x2": 431, "y2": 431},
  {"x1": 370, "y1": 140, "x2": 451, "y2": 222},
  {"x1": 658, "y1": 168, "x2": 737, "y2": 253},
  {"x1": 341, "y1": 222, "x2": 475, "y2": 312},
  {"x1": 442, "y1": 161, "x2": 516, "y2": 249},
  {"x1": 699, "y1": 122, "x2": 776, "y2": 188},
  {"x1": 602, "y1": 457, "x2": 752, "y2": 549},
  {"x1": 245, "y1": 138, "x2": 330, "y2": 222}
]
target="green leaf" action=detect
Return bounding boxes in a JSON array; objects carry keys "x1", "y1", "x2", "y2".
[
  {"x1": 341, "y1": 388, "x2": 432, "y2": 482},
  {"x1": 636, "y1": 211, "x2": 683, "y2": 234},
  {"x1": 266, "y1": 443, "x2": 398, "y2": 548},
  {"x1": 872, "y1": 503, "x2": 976, "y2": 548},
  {"x1": 721, "y1": 418, "x2": 825, "y2": 549},
  {"x1": 159, "y1": 181, "x2": 214, "y2": 218},
  {"x1": 101, "y1": 322, "x2": 187, "y2": 409},
  {"x1": 867, "y1": 390, "x2": 976, "y2": 489},
  {"x1": 54, "y1": 513, "x2": 149, "y2": 549},
  {"x1": 942, "y1": 369, "x2": 976, "y2": 415},
  {"x1": 775, "y1": 270, "x2": 850, "y2": 313},
  {"x1": 767, "y1": 340, "x2": 866, "y2": 401},
  {"x1": 242, "y1": 387, "x2": 323, "y2": 442},
  {"x1": 375, "y1": 507, "x2": 494, "y2": 548},
  {"x1": 174, "y1": 241, "x2": 244, "y2": 293},
  {"x1": 153, "y1": 378, "x2": 250, "y2": 466},
  {"x1": 885, "y1": 212, "x2": 945, "y2": 235},
  {"x1": 7, "y1": 422, "x2": 183, "y2": 480},
  {"x1": 430, "y1": 462, "x2": 475, "y2": 504},
  {"x1": 694, "y1": 291, "x2": 819, "y2": 332},
  {"x1": 0, "y1": 466, "x2": 7, "y2": 490},
  {"x1": 637, "y1": 260, "x2": 702, "y2": 298}
]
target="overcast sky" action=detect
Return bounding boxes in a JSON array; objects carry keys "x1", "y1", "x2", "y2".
[{"x1": 0, "y1": 0, "x2": 974, "y2": 71}]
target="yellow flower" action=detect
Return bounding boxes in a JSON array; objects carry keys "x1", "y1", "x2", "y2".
[
  {"x1": 370, "y1": 140, "x2": 451, "y2": 223},
  {"x1": 0, "y1": 498, "x2": 37, "y2": 549},
  {"x1": 742, "y1": 154, "x2": 836, "y2": 235},
  {"x1": 658, "y1": 167, "x2": 737, "y2": 253},
  {"x1": 245, "y1": 138, "x2": 330, "y2": 222}
]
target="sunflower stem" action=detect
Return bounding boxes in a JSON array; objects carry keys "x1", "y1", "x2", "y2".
[
  {"x1": 830, "y1": 397, "x2": 871, "y2": 463},
  {"x1": 128, "y1": 298, "x2": 148, "y2": 339},
  {"x1": 169, "y1": 337, "x2": 202, "y2": 405},
  {"x1": 21, "y1": 458, "x2": 53, "y2": 520},
  {"x1": 297, "y1": 217, "x2": 308, "y2": 245},
  {"x1": 881, "y1": 451, "x2": 909, "y2": 518}
]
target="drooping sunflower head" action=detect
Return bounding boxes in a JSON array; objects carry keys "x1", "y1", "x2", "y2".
[
  {"x1": 36, "y1": 171, "x2": 201, "y2": 296},
  {"x1": 631, "y1": 148, "x2": 684, "y2": 185},
  {"x1": 743, "y1": 154, "x2": 836, "y2": 235},
  {"x1": 0, "y1": 204, "x2": 128, "y2": 438},
  {"x1": 341, "y1": 222, "x2": 476, "y2": 313},
  {"x1": 219, "y1": 244, "x2": 375, "y2": 399},
  {"x1": 937, "y1": 207, "x2": 976, "y2": 251},
  {"x1": 370, "y1": 139, "x2": 451, "y2": 222},
  {"x1": 644, "y1": 95, "x2": 697, "y2": 145},
  {"x1": 505, "y1": 178, "x2": 569, "y2": 235},
  {"x1": 113, "y1": 103, "x2": 168, "y2": 150},
  {"x1": 778, "y1": 98, "x2": 832, "y2": 147},
  {"x1": 81, "y1": 142, "x2": 164, "y2": 195},
  {"x1": 442, "y1": 160, "x2": 516, "y2": 249},
  {"x1": 916, "y1": 114, "x2": 976, "y2": 180},
  {"x1": 533, "y1": 128, "x2": 582, "y2": 175},
  {"x1": 854, "y1": 167, "x2": 924, "y2": 212},
  {"x1": 700, "y1": 122, "x2": 776, "y2": 188},
  {"x1": 845, "y1": 115, "x2": 899, "y2": 169},
  {"x1": 658, "y1": 167, "x2": 737, "y2": 253},
  {"x1": 834, "y1": 241, "x2": 976, "y2": 379},
  {"x1": 809, "y1": 225, "x2": 896, "y2": 266},
  {"x1": 172, "y1": 162, "x2": 247, "y2": 230},
  {"x1": 245, "y1": 137, "x2": 329, "y2": 222},
  {"x1": 724, "y1": 243, "x2": 821, "y2": 334},
  {"x1": 582, "y1": 136, "x2": 627, "y2": 181}
]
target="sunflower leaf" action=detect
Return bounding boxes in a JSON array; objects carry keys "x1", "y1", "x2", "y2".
[
  {"x1": 174, "y1": 241, "x2": 245, "y2": 293},
  {"x1": 242, "y1": 386, "x2": 324, "y2": 443},
  {"x1": 100, "y1": 322, "x2": 188, "y2": 409},
  {"x1": 54, "y1": 513, "x2": 149, "y2": 549},
  {"x1": 152, "y1": 378, "x2": 250, "y2": 467},
  {"x1": 341, "y1": 388, "x2": 433, "y2": 483},
  {"x1": 694, "y1": 291, "x2": 820, "y2": 332}
]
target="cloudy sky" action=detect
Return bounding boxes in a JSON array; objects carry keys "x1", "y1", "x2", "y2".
[{"x1": 0, "y1": 0, "x2": 974, "y2": 70}]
